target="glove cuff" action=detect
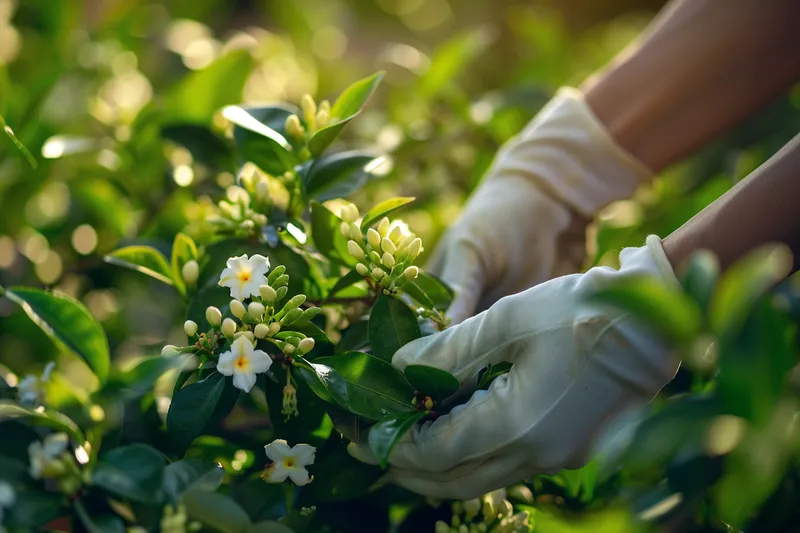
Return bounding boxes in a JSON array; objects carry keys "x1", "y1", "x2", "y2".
[{"x1": 491, "y1": 87, "x2": 653, "y2": 217}]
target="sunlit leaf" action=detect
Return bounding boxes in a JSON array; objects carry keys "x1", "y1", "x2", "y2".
[
  {"x1": 360, "y1": 197, "x2": 415, "y2": 230},
  {"x1": 105, "y1": 245, "x2": 174, "y2": 286}
]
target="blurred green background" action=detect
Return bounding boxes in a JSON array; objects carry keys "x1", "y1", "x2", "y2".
[{"x1": 1, "y1": 0, "x2": 799, "y2": 392}]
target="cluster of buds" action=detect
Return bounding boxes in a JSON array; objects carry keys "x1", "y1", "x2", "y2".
[
  {"x1": 411, "y1": 390, "x2": 438, "y2": 420},
  {"x1": 205, "y1": 182, "x2": 270, "y2": 236},
  {"x1": 27, "y1": 433, "x2": 83, "y2": 496},
  {"x1": 338, "y1": 202, "x2": 422, "y2": 294},
  {"x1": 435, "y1": 490, "x2": 530, "y2": 533},
  {"x1": 285, "y1": 94, "x2": 332, "y2": 142},
  {"x1": 17, "y1": 361, "x2": 55, "y2": 407}
]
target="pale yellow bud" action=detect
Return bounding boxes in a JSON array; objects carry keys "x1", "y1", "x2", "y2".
[
  {"x1": 347, "y1": 240, "x2": 365, "y2": 260},
  {"x1": 255, "y1": 179, "x2": 270, "y2": 201},
  {"x1": 377, "y1": 217, "x2": 390, "y2": 237},
  {"x1": 297, "y1": 337, "x2": 316, "y2": 355},
  {"x1": 301, "y1": 94, "x2": 317, "y2": 123},
  {"x1": 235, "y1": 330, "x2": 255, "y2": 343},
  {"x1": 463, "y1": 499, "x2": 481, "y2": 517},
  {"x1": 434, "y1": 522, "x2": 450, "y2": 533},
  {"x1": 230, "y1": 299, "x2": 246, "y2": 319},
  {"x1": 283, "y1": 344, "x2": 295, "y2": 355},
  {"x1": 226, "y1": 185, "x2": 250, "y2": 204},
  {"x1": 388, "y1": 225, "x2": 403, "y2": 243},
  {"x1": 285, "y1": 114, "x2": 305, "y2": 139},
  {"x1": 268, "y1": 322, "x2": 281, "y2": 336},
  {"x1": 381, "y1": 238, "x2": 396, "y2": 254},
  {"x1": 181, "y1": 260, "x2": 199, "y2": 285},
  {"x1": 252, "y1": 213, "x2": 267, "y2": 226},
  {"x1": 248, "y1": 302, "x2": 265, "y2": 320},
  {"x1": 403, "y1": 266, "x2": 419, "y2": 279},
  {"x1": 406, "y1": 238, "x2": 422, "y2": 259},
  {"x1": 356, "y1": 263, "x2": 369, "y2": 276},
  {"x1": 254, "y1": 323, "x2": 270, "y2": 339},
  {"x1": 349, "y1": 222, "x2": 362, "y2": 241},
  {"x1": 161, "y1": 345, "x2": 181, "y2": 357},
  {"x1": 183, "y1": 320, "x2": 198, "y2": 337},
  {"x1": 372, "y1": 268, "x2": 385, "y2": 280},
  {"x1": 205, "y1": 306, "x2": 222, "y2": 326},
  {"x1": 340, "y1": 221, "x2": 351, "y2": 237},
  {"x1": 315, "y1": 108, "x2": 330, "y2": 128},
  {"x1": 369, "y1": 251, "x2": 382, "y2": 264},
  {"x1": 259, "y1": 285, "x2": 277, "y2": 303},
  {"x1": 318, "y1": 99, "x2": 331, "y2": 116},
  {"x1": 367, "y1": 228, "x2": 381, "y2": 249},
  {"x1": 221, "y1": 318, "x2": 237, "y2": 337},
  {"x1": 381, "y1": 253, "x2": 395, "y2": 268}
]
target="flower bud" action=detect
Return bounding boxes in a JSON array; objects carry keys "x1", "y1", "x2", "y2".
[
  {"x1": 255, "y1": 179, "x2": 270, "y2": 201},
  {"x1": 184, "y1": 320, "x2": 198, "y2": 337},
  {"x1": 259, "y1": 284, "x2": 277, "y2": 303},
  {"x1": 403, "y1": 266, "x2": 420, "y2": 280},
  {"x1": 423, "y1": 396, "x2": 434, "y2": 410},
  {"x1": 381, "y1": 237, "x2": 396, "y2": 254},
  {"x1": 240, "y1": 219, "x2": 254, "y2": 230},
  {"x1": 181, "y1": 260, "x2": 199, "y2": 285},
  {"x1": 315, "y1": 108, "x2": 330, "y2": 128},
  {"x1": 366, "y1": 228, "x2": 381, "y2": 249},
  {"x1": 248, "y1": 302, "x2": 265, "y2": 320},
  {"x1": 230, "y1": 299, "x2": 246, "y2": 319},
  {"x1": 161, "y1": 345, "x2": 181, "y2": 357},
  {"x1": 235, "y1": 330, "x2": 255, "y2": 343},
  {"x1": 347, "y1": 240, "x2": 365, "y2": 260},
  {"x1": 285, "y1": 114, "x2": 305, "y2": 139},
  {"x1": 434, "y1": 522, "x2": 450, "y2": 533},
  {"x1": 301, "y1": 94, "x2": 317, "y2": 123},
  {"x1": 252, "y1": 213, "x2": 267, "y2": 226},
  {"x1": 206, "y1": 306, "x2": 222, "y2": 326},
  {"x1": 297, "y1": 337, "x2": 316, "y2": 355},
  {"x1": 372, "y1": 268, "x2": 385, "y2": 280},
  {"x1": 221, "y1": 318, "x2": 237, "y2": 337},
  {"x1": 369, "y1": 251, "x2": 382, "y2": 264},
  {"x1": 463, "y1": 499, "x2": 481, "y2": 518},
  {"x1": 340, "y1": 221, "x2": 351, "y2": 237},
  {"x1": 254, "y1": 323, "x2": 270, "y2": 339},
  {"x1": 283, "y1": 344, "x2": 295, "y2": 355},
  {"x1": 498, "y1": 500, "x2": 513, "y2": 518},
  {"x1": 356, "y1": 263, "x2": 369, "y2": 276},
  {"x1": 268, "y1": 322, "x2": 281, "y2": 336},
  {"x1": 268, "y1": 265, "x2": 286, "y2": 284},
  {"x1": 406, "y1": 238, "x2": 422, "y2": 260},
  {"x1": 388, "y1": 225, "x2": 403, "y2": 243},
  {"x1": 381, "y1": 253, "x2": 395, "y2": 268},
  {"x1": 340, "y1": 203, "x2": 359, "y2": 223},
  {"x1": 318, "y1": 99, "x2": 331, "y2": 116},
  {"x1": 377, "y1": 217, "x2": 390, "y2": 237},
  {"x1": 349, "y1": 222, "x2": 362, "y2": 241}
]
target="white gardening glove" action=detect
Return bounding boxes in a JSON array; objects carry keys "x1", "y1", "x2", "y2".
[
  {"x1": 433, "y1": 87, "x2": 652, "y2": 324},
  {"x1": 350, "y1": 236, "x2": 681, "y2": 499}
]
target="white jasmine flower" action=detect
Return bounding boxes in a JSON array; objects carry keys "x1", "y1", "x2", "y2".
[
  {"x1": 17, "y1": 362, "x2": 55, "y2": 407},
  {"x1": 216, "y1": 336, "x2": 271, "y2": 392},
  {"x1": 218, "y1": 254, "x2": 270, "y2": 300},
  {"x1": 262, "y1": 439, "x2": 315, "y2": 486},
  {"x1": 28, "y1": 433, "x2": 69, "y2": 479}
]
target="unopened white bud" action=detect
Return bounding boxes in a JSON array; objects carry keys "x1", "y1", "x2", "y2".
[
  {"x1": 226, "y1": 185, "x2": 250, "y2": 204},
  {"x1": 259, "y1": 285, "x2": 277, "y2": 303},
  {"x1": 240, "y1": 219, "x2": 254, "y2": 230},
  {"x1": 252, "y1": 213, "x2": 267, "y2": 226},
  {"x1": 254, "y1": 323, "x2": 270, "y2": 339},
  {"x1": 161, "y1": 345, "x2": 181, "y2": 357},
  {"x1": 235, "y1": 330, "x2": 255, "y2": 343},
  {"x1": 381, "y1": 253, "x2": 395, "y2": 268},
  {"x1": 301, "y1": 94, "x2": 317, "y2": 123},
  {"x1": 181, "y1": 260, "x2": 199, "y2": 285},
  {"x1": 206, "y1": 306, "x2": 222, "y2": 326},
  {"x1": 367, "y1": 228, "x2": 381, "y2": 249},
  {"x1": 268, "y1": 322, "x2": 281, "y2": 336},
  {"x1": 372, "y1": 268, "x2": 385, "y2": 280},
  {"x1": 255, "y1": 180, "x2": 270, "y2": 201},
  {"x1": 349, "y1": 222, "x2": 362, "y2": 241},
  {"x1": 347, "y1": 240, "x2": 365, "y2": 260},
  {"x1": 315, "y1": 108, "x2": 330, "y2": 128},
  {"x1": 463, "y1": 499, "x2": 481, "y2": 517},
  {"x1": 381, "y1": 238, "x2": 396, "y2": 254},
  {"x1": 248, "y1": 302, "x2": 265, "y2": 320},
  {"x1": 403, "y1": 266, "x2": 419, "y2": 279},
  {"x1": 406, "y1": 238, "x2": 422, "y2": 259},
  {"x1": 434, "y1": 522, "x2": 450, "y2": 533},
  {"x1": 285, "y1": 114, "x2": 305, "y2": 139},
  {"x1": 377, "y1": 217, "x2": 390, "y2": 237},
  {"x1": 297, "y1": 338, "x2": 316, "y2": 355},
  {"x1": 183, "y1": 320, "x2": 198, "y2": 337},
  {"x1": 230, "y1": 299, "x2": 246, "y2": 319},
  {"x1": 283, "y1": 344, "x2": 295, "y2": 355},
  {"x1": 221, "y1": 318, "x2": 237, "y2": 337},
  {"x1": 356, "y1": 263, "x2": 369, "y2": 276},
  {"x1": 340, "y1": 221, "x2": 350, "y2": 237},
  {"x1": 388, "y1": 225, "x2": 402, "y2": 243},
  {"x1": 340, "y1": 203, "x2": 359, "y2": 223}
]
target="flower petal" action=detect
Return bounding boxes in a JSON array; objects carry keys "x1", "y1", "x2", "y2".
[
  {"x1": 264, "y1": 439, "x2": 292, "y2": 461},
  {"x1": 249, "y1": 254, "x2": 270, "y2": 276},
  {"x1": 248, "y1": 349, "x2": 272, "y2": 374},
  {"x1": 242, "y1": 278, "x2": 265, "y2": 299},
  {"x1": 216, "y1": 350, "x2": 235, "y2": 376},
  {"x1": 291, "y1": 444, "x2": 316, "y2": 466},
  {"x1": 232, "y1": 371, "x2": 256, "y2": 392},
  {"x1": 287, "y1": 466, "x2": 311, "y2": 486},
  {"x1": 231, "y1": 335, "x2": 253, "y2": 356},
  {"x1": 263, "y1": 463, "x2": 289, "y2": 483}
]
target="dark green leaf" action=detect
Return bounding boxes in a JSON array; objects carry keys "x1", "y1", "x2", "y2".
[
  {"x1": 103, "y1": 353, "x2": 191, "y2": 402},
  {"x1": 303, "y1": 150, "x2": 379, "y2": 202},
  {"x1": 369, "y1": 294, "x2": 421, "y2": 362},
  {"x1": 224, "y1": 105, "x2": 296, "y2": 175},
  {"x1": 413, "y1": 272, "x2": 454, "y2": 311},
  {"x1": 162, "y1": 459, "x2": 224, "y2": 506},
  {"x1": 360, "y1": 197, "x2": 415, "y2": 230},
  {"x1": 183, "y1": 489, "x2": 252, "y2": 533},
  {"x1": 293, "y1": 356, "x2": 348, "y2": 406},
  {"x1": 305, "y1": 445, "x2": 381, "y2": 501},
  {"x1": 679, "y1": 250, "x2": 720, "y2": 315},
  {"x1": 317, "y1": 351, "x2": 414, "y2": 419},
  {"x1": 92, "y1": 444, "x2": 166, "y2": 504},
  {"x1": 105, "y1": 245, "x2": 174, "y2": 286},
  {"x1": 161, "y1": 124, "x2": 232, "y2": 168},
  {"x1": 369, "y1": 410, "x2": 427, "y2": 468},
  {"x1": 328, "y1": 270, "x2": 364, "y2": 299},
  {"x1": 403, "y1": 365, "x2": 459, "y2": 402},
  {"x1": 0, "y1": 401, "x2": 84, "y2": 443},
  {"x1": 171, "y1": 232, "x2": 198, "y2": 294},
  {"x1": 5, "y1": 490, "x2": 64, "y2": 529},
  {"x1": 310, "y1": 201, "x2": 353, "y2": 265},
  {"x1": 249, "y1": 521, "x2": 295, "y2": 533},
  {"x1": 336, "y1": 319, "x2": 370, "y2": 353},
  {"x1": 4, "y1": 287, "x2": 110, "y2": 383},
  {"x1": 166, "y1": 373, "x2": 227, "y2": 453},
  {"x1": 476, "y1": 362, "x2": 512, "y2": 390}
]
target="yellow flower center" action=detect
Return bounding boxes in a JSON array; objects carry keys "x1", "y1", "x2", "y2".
[
  {"x1": 237, "y1": 270, "x2": 252, "y2": 284},
  {"x1": 235, "y1": 354, "x2": 249, "y2": 371},
  {"x1": 284, "y1": 458, "x2": 295, "y2": 468}
]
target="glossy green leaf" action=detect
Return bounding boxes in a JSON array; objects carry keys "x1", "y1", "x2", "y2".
[
  {"x1": 293, "y1": 356, "x2": 349, "y2": 406},
  {"x1": 224, "y1": 104, "x2": 296, "y2": 175},
  {"x1": 4, "y1": 287, "x2": 110, "y2": 383},
  {"x1": 303, "y1": 150, "x2": 379, "y2": 202},
  {"x1": 306, "y1": 445, "x2": 382, "y2": 501},
  {"x1": 73, "y1": 500, "x2": 125, "y2": 533},
  {"x1": 5, "y1": 490, "x2": 64, "y2": 529},
  {"x1": 316, "y1": 351, "x2": 415, "y2": 420},
  {"x1": 336, "y1": 318, "x2": 370, "y2": 353},
  {"x1": 477, "y1": 362, "x2": 512, "y2": 390},
  {"x1": 328, "y1": 270, "x2": 364, "y2": 299},
  {"x1": 403, "y1": 365, "x2": 459, "y2": 402},
  {"x1": 0, "y1": 401, "x2": 84, "y2": 444},
  {"x1": 0, "y1": 113, "x2": 37, "y2": 168},
  {"x1": 679, "y1": 250, "x2": 720, "y2": 314},
  {"x1": 308, "y1": 72, "x2": 385, "y2": 156},
  {"x1": 162, "y1": 459, "x2": 224, "y2": 506},
  {"x1": 413, "y1": 272, "x2": 454, "y2": 311},
  {"x1": 183, "y1": 489, "x2": 252, "y2": 533},
  {"x1": 105, "y1": 245, "x2": 174, "y2": 286},
  {"x1": 369, "y1": 410, "x2": 426, "y2": 468},
  {"x1": 360, "y1": 197, "x2": 415, "y2": 230},
  {"x1": 171, "y1": 232, "x2": 198, "y2": 293},
  {"x1": 92, "y1": 444, "x2": 166, "y2": 504},
  {"x1": 166, "y1": 373, "x2": 227, "y2": 452},
  {"x1": 310, "y1": 201, "x2": 353, "y2": 265},
  {"x1": 102, "y1": 353, "x2": 192, "y2": 403},
  {"x1": 368, "y1": 294, "x2": 421, "y2": 361}
]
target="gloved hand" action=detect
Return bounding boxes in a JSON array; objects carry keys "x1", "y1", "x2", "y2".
[
  {"x1": 432, "y1": 87, "x2": 652, "y2": 324},
  {"x1": 350, "y1": 236, "x2": 681, "y2": 499}
]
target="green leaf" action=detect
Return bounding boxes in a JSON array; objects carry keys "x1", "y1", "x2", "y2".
[
  {"x1": 308, "y1": 72, "x2": 385, "y2": 156},
  {"x1": 303, "y1": 150, "x2": 380, "y2": 202},
  {"x1": 310, "y1": 201, "x2": 353, "y2": 265},
  {"x1": 0, "y1": 113, "x2": 37, "y2": 169},
  {"x1": 162, "y1": 459, "x2": 224, "y2": 506},
  {"x1": 679, "y1": 250, "x2": 720, "y2": 315},
  {"x1": 368, "y1": 294, "x2": 422, "y2": 362},
  {"x1": 3, "y1": 287, "x2": 110, "y2": 383},
  {"x1": 73, "y1": 499, "x2": 125, "y2": 533},
  {"x1": 403, "y1": 365, "x2": 459, "y2": 402},
  {"x1": 171, "y1": 233, "x2": 198, "y2": 294},
  {"x1": 317, "y1": 351, "x2": 415, "y2": 420},
  {"x1": 328, "y1": 270, "x2": 364, "y2": 299},
  {"x1": 183, "y1": 489, "x2": 252, "y2": 533},
  {"x1": 165, "y1": 50, "x2": 253, "y2": 124},
  {"x1": 105, "y1": 245, "x2": 174, "y2": 286},
  {"x1": 161, "y1": 124, "x2": 232, "y2": 169},
  {"x1": 102, "y1": 353, "x2": 192, "y2": 402},
  {"x1": 5, "y1": 490, "x2": 65, "y2": 529},
  {"x1": 369, "y1": 410, "x2": 427, "y2": 468},
  {"x1": 166, "y1": 373, "x2": 227, "y2": 453},
  {"x1": 360, "y1": 197, "x2": 415, "y2": 230},
  {"x1": 0, "y1": 401, "x2": 85, "y2": 443},
  {"x1": 293, "y1": 356, "x2": 348, "y2": 406},
  {"x1": 92, "y1": 444, "x2": 166, "y2": 504},
  {"x1": 224, "y1": 105, "x2": 296, "y2": 175},
  {"x1": 476, "y1": 362, "x2": 512, "y2": 390},
  {"x1": 336, "y1": 319, "x2": 370, "y2": 353},
  {"x1": 417, "y1": 30, "x2": 491, "y2": 98},
  {"x1": 588, "y1": 276, "x2": 702, "y2": 343},
  {"x1": 413, "y1": 272, "x2": 454, "y2": 311},
  {"x1": 249, "y1": 522, "x2": 295, "y2": 533},
  {"x1": 305, "y1": 445, "x2": 381, "y2": 502}
]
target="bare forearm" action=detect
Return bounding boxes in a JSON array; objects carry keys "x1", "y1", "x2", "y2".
[
  {"x1": 582, "y1": 0, "x2": 800, "y2": 173},
  {"x1": 663, "y1": 134, "x2": 800, "y2": 271}
]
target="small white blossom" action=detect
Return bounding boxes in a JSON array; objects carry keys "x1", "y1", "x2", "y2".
[
  {"x1": 17, "y1": 362, "x2": 55, "y2": 407},
  {"x1": 218, "y1": 254, "x2": 270, "y2": 300},
  {"x1": 262, "y1": 439, "x2": 315, "y2": 486},
  {"x1": 28, "y1": 433, "x2": 69, "y2": 479},
  {"x1": 216, "y1": 336, "x2": 272, "y2": 392}
]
